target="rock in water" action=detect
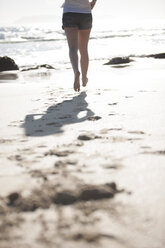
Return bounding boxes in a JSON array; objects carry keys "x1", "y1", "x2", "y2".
[
  {"x1": 147, "y1": 53, "x2": 165, "y2": 59},
  {"x1": 0, "y1": 56, "x2": 19, "y2": 72},
  {"x1": 104, "y1": 57, "x2": 133, "y2": 65}
]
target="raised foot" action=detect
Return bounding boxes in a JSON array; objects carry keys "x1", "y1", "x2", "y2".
[
  {"x1": 74, "y1": 71, "x2": 80, "y2": 92},
  {"x1": 82, "y1": 77, "x2": 88, "y2": 87}
]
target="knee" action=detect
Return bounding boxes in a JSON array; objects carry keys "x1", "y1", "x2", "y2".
[
  {"x1": 69, "y1": 46, "x2": 78, "y2": 54},
  {"x1": 79, "y1": 48, "x2": 88, "y2": 57}
]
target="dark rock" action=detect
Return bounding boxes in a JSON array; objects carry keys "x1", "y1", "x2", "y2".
[
  {"x1": 104, "y1": 57, "x2": 133, "y2": 65},
  {"x1": 147, "y1": 53, "x2": 165, "y2": 59},
  {"x1": 0, "y1": 56, "x2": 19, "y2": 72}
]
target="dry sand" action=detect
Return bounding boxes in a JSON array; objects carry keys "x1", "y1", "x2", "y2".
[{"x1": 0, "y1": 58, "x2": 165, "y2": 248}]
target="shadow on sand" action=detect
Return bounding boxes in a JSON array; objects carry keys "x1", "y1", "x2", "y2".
[{"x1": 22, "y1": 92, "x2": 95, "y2": 137}]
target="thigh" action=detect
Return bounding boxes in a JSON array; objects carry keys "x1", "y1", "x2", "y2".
[
  {"x1": 65, "y1": 27, "x2": 79, "y2": 50},
  {"x1": 78, "y1": 29, "x2": 91, "y2": 52}
]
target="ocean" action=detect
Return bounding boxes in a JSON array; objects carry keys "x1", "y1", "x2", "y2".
[{"x1": 0, "y1": 16, "x2": 165, "y2": 71}]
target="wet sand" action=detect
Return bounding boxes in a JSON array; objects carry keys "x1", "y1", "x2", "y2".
[{"x1": 0, "y1": 58, "x2": 165, "y2": 248}]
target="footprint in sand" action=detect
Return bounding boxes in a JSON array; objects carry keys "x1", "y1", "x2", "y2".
[
  {"x1": 30, "y1": 170, "x2": 49, "y2": 181},
  {"x1": 5, "y1": 182, "x2": 124, "y2": 212},
  {"x1": 100, "y1": 128, "x2": 122, "y2": 134},
  {"x1": 109, "y1": 128, "x2": 123, "y2": 131},
  {"x1": 0, "y1": 139, "x2": 14, "y2": 144},
  {"x1": 102, "y1": 163, "x2": 123, "y2": 170},
  {"x1": 87, "y1": 116, "x2": 102, "y2": 121},
  {"x1": 8, "y1": 154, "x2": 24, "y2": 162},
  {"x1": 142, "y1": 150, "x2": 165, "y2": 156},
  {"x1": 108, "y1": 103, "x2": 118, "y2": 106},
  {"x1": 125, "y1": 96, "x2": 134, "y2": 98},
  {"x1": 45, "y1": 149, "x2": 74, "y2": 157},
  {"x1": 78, "y1": 133, "x2": 102, "y2": 141},
  {"x1": 141, "y1": 146, "x2": 151, "y2": 149},
  {"x1": 109, "y1": 113, "x2": 118, "y2": 116},
  {"x1": 128, "y1": 131, "x2": 145, "y2": 135},
  {"x1": 55, "y1": 159, "x2": 77, "y2": 168}
]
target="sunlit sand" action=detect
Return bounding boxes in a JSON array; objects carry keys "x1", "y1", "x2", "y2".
[{"x1": 0, "y1": 55, "x2": 165, "y2": 247}]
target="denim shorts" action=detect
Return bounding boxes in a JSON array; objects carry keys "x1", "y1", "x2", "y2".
[{"x1": 62, "y1": 12, "x2": 92, "y2": 30}]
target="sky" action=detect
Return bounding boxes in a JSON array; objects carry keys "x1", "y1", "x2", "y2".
[{"x1": 0, "y1": 0, "x2": 165, "y2": 25}]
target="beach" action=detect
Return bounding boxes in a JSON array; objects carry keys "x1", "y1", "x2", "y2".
[
  {"x1": 0, "y1": 12, "x2": 165, "y2": 247},
  {"x1": 0, "y1": 54, "x2": 165, "y2": 247}
]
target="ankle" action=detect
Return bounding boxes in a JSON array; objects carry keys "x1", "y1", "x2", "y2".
[{"x1": 82, "y1": 76, "x2": 88, "y2": 81}]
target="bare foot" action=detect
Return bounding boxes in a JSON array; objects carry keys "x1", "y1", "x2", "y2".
[
  {"x1": 82, "y1": 77, "x2": 88, "y2": 87},
  {"x1": 74, "y1": 71, "x2": 80, "y2": 92}
]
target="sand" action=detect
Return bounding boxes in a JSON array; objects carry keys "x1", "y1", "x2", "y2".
[{"x1": 0, "y1": 58, "x2": 165, "y2": 248}]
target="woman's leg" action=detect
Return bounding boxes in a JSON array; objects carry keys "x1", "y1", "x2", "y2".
[
  {"x1": 78, "y1": 29, "x2": 91, "y2": 87},
  {"x1": 64, "y1": 27, "x2": 80, "y2": 92}
]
